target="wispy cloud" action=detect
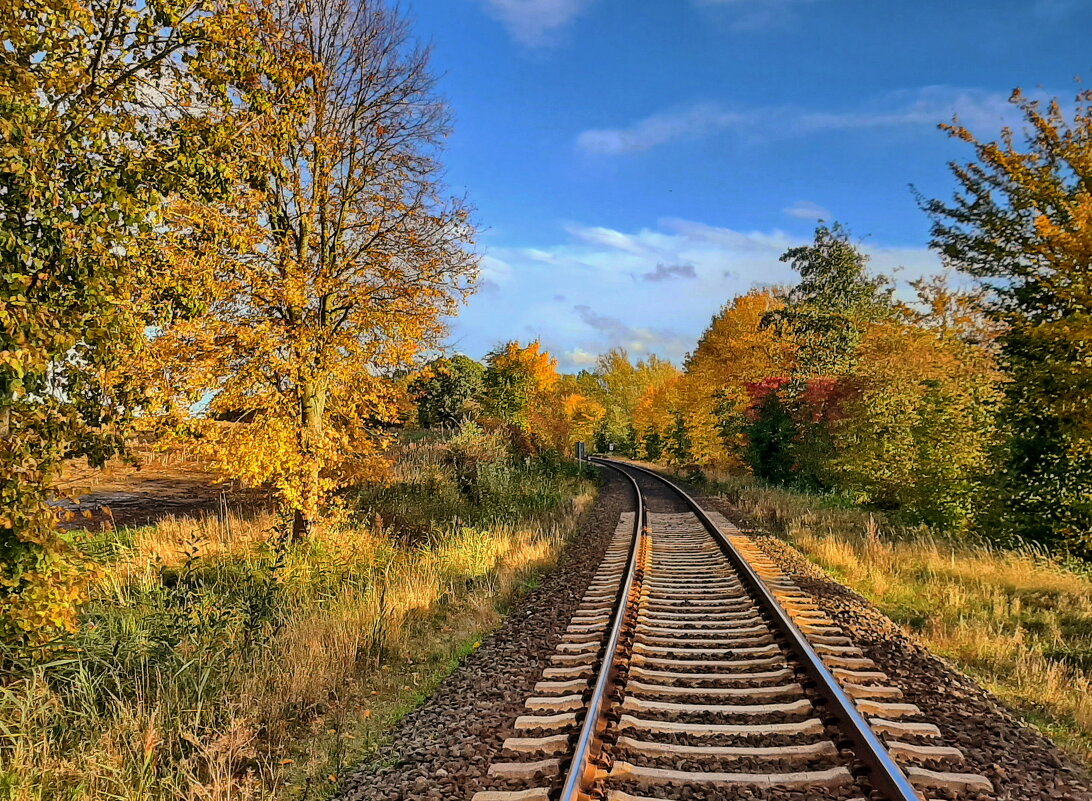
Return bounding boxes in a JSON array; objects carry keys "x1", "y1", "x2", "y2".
[
  {"x1": 573, "y1": 304, "x2": 692, "y2": 358},
  {"x1": 577, "y1": 86, "x2": 1024, "y2": 155},
  {"x1": 479, "y1": 0, "x2": 593, "y2": 46},
  {"x1": 783, "y1": 200, "x2": 831, "y2": 221},
  {"x1": 642, "y1": 263, "x2": 698, "y2": 282},
  {"x1": 577, "y1": 103, "x2": 751, "y2": 155},
  {"x1": 448, "y1": 217, "x2": 943, "y2": 371}
]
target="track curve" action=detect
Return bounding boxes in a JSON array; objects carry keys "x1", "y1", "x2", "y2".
[{"x1": 471, "y1": 458, "x2": 994, "y2": 801}]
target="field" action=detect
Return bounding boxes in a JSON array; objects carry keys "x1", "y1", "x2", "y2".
[{"x1": 1, "y1": 432, "x2": 594, "y2": 801}]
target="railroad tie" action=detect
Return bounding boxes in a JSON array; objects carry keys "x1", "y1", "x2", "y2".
[{"x1": 477, "y1": 466, "x2": 995, "y2": 801}]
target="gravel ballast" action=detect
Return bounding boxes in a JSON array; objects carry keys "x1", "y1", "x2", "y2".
[
  {"x1": 703, "y1": 494, "x2": 1092, "y2": 801},
  {"x1": 336, "y1": 471, "x2": 631, "y2": 801}
]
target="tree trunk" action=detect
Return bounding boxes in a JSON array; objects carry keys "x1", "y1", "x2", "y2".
[
  {"x1": 292, "y1": 507, "x2": 309, "y2": 540},
  {"x1": 292, "y1": 377, "x2": 328, "y2": 539}
]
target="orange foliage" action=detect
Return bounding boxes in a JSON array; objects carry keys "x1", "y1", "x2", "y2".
[{"x1": 672, "y1": 290, "x2": 797, "y2": 464}]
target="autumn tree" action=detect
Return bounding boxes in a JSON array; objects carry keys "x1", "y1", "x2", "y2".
[
  {"x1": 631, "y1": 368, "x2": 684, "y2": 461},
  {"x1": 828, "y1": 316, "x2": 1000, "y2": 527},
  {"x1": 410, "y1": 355, "x2": 485, "y2": 428},
  {"x1": 925, "y1": 89, "x2": 1092, "y2": 551},
  {"x1": 535, "y1": 375, "x2": 605, "y2": 455},
  {"x1": 683, "y1": 290, "x2": 797, "y2": 464},
  {"x1": 907, "y1": 271, "x2": 999, "y2": 346},
  {"x1": 482, "y1": 340, "x2": 559, "y2": 434},
  {"x1": 583, "y1": 349, "x2": 676, "y2": 454},
  {"x1": 724, "y1": 227, "x2": 893, "y2": 489},
  {"x1": 145, "y1": 0, "x2": 478, "y2": 538},
  {"x1": 562, "y1": 391, "x2": 607, "y2": 450},
  {"x1": 0, "y1": 0, "x2": 280, "y2": 644}
]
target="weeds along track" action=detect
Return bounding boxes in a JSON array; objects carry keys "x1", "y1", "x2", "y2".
[{"x1": 471, "y1": 459, "x2": 995, "y2": 801}]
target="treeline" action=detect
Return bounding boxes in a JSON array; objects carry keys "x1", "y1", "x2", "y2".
[
  {"x1": 409, "y1": 341, "x2": 609, "y2": 458},
  {"x1": 594, "y1": 230, "x2": 1000, "y2": 533},
  {"x1": 580, "y1": 92, "x2": 1092, "y2": 556}
]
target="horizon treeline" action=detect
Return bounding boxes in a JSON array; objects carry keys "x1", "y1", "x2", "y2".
[{"x1": 420, "y1": 90, "x2": 1092, "y2": 557}]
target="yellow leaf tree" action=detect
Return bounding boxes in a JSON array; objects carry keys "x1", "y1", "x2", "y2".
[
  {"x1": 632, "y1": 367, "x2": 683, "y2": 461},
  {"x1": 583, "y1": 348, "x2": 677, "y2": 454},
  {"x1": 681, "y1": 290, "x2": 797, "y2": 465},
  {"x1": 482, "y1": 340, "x2": 560, "y2": 435},
  {"x1": 0, "y1": 0, "x2": 287, "y2": 644},
  {"x1": 829, "y1": 317, "x2": 1001, "y2": 527},
  {"x1": 534, "y1": 376, "x2": 605, "y2": 455},
  {"x1": 144, "y1": 0, "x2": 479, "y2": 536}
]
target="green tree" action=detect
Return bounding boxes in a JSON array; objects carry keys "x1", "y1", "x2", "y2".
[
  {"x1": 665, "y1": 411, "x2": 693, "y2": 464},
  {"x1": 924, "y1": 89, "x2": 1092, "y2": 551},
  {"x1": 764, "y1": 223, "x2": 894, "y2": 377},
  {"x1": 642, "y1": 429, "x2": 665, "y2": 461},
  {"x1": 410, "y1": 355, "x2": 485, "y2": 428},
  {"x1": 740, "y1": 379, "x2": 797, "y2": 485},
  {"x1": 0, "y1": 0, "x2": 273, "y2": 644}
]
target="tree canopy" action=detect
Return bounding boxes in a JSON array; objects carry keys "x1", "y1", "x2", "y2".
[{"x1": 925, "y1": 89, "x2": 1092, "y2": 552}]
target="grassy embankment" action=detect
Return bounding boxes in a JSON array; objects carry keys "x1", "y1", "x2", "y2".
[
  {"x1": 0, "y1": 428, "x2": 594, "y2": 801},
  {"x1": 659, "y1": 464, "x2": 1092, "y2": 765}
]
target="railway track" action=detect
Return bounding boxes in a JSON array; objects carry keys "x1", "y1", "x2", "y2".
[{"x1": 472, "y1": 459, "x2": 994, "y2": 801}]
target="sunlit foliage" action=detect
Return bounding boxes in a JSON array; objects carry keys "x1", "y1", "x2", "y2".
[
  {"x1": 0, "y1": 0, "x2": 281, "y2": 644},
  {"x1": 686, "y1": 290, "x2": 797, "y2": 464},
  {"x1": 141, "y1": 0, "x2": 479, "y2": 537},
  {"x1": 829, "y1": 316, "x2": 1001, "y2": 527},
  {"x1": 580, "y1": 348, "x2": 677, "y2": 455},
  {"x1": 482, "y1": 340, "x2": 560, "y2": 434},
  {"x1": 925, "y1": 89, "x2": 1092, "y2": 552}
]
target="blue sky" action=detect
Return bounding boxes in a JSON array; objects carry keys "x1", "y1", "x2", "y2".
[{"x1": 406, "y1": 0, "x2": 1092, "y2": 370}]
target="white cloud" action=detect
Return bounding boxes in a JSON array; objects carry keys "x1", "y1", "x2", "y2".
[
  {"x1": 577, "y1": 86, "x2": 1026, "y2": 155},
  {"x1": 783, "y1": 200, "x2": 831, "y2": 221},
  {"x1": 479, "y1": 0, "x2": 593, "y2": 46},
  {"x1": 447, "y1": 217, "x2": 943, "y2": 372},
  {"x1": 576, "y1": 104, "x2": 751, "y2": 155},
  {"x1": 566, "y1": 348, "x2": 600, "y2": 366}
]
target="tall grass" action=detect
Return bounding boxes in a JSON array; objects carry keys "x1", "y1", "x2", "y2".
[
  {"x1": 0, "y1": 432, "x2": 593, "y2": 800},
  {"x1": 670, "y1": 465, "x2": 1092, "y2": 764}
]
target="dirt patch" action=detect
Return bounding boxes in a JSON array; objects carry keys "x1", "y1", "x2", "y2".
[{"x1": 53, "y1": 454, "x2": 271, "y2": 530}]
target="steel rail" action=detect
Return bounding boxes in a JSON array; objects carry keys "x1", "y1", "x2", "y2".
[
  {"x1": 556, "y1": 460, "x2": 645, "y2": 801},
  {"x1": 591, "y1": 457, "x2": 920, "y2": 801}
]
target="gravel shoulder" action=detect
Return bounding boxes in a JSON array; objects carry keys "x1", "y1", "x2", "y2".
[
  {"x1": 703, "y1": 494, "x2": 1092, "y2": 801},
  {"x1": 336, "y1": 470, "x2": 630, "y2": 801}
]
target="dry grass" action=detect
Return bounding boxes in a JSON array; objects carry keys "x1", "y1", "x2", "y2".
[
  {"x1": 1, "y1": 444, "x2": 594, "y2": 801},
  {"x1": 672, "y1": 466, "x2": 1092, "y2": 764}
]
